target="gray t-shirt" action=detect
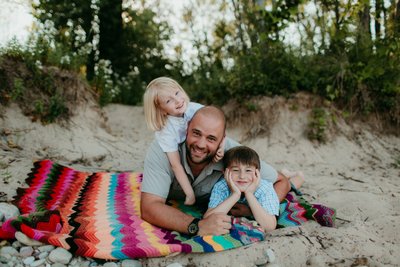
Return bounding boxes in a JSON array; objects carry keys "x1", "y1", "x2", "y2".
[{"x1": 141, "y1": 137, "x2": 278, "y2": 205}]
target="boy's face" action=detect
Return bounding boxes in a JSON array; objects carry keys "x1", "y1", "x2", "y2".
[{"x1": 227, "y1": 163, "x2": 257, "y2": 192}]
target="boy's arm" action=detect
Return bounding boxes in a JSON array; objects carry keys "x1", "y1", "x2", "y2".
[
  {"x1": 244, "y1": 170, "x2": 277, "y2": 231},
  {"x1": 204, "y1": 192, "x2": 240, "y2": 218},
  {"x1": 204, "y1": 169, "x2": 241, "y2": 218},
  {"x1": 245, "y1": 193, "x2": 277, "y2": 231}
]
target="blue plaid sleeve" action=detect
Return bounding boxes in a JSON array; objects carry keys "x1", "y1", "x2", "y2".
[
  {"x1": 254, "y1": 180, "x2": 280, "y2": 216},
  {"x1": 208, "y1": 179, "x2": 230, "y2": 208}
]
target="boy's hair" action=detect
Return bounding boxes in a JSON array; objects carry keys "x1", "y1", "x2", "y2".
[
  {"x1": 223, "y1": 146, "x2": 260, "y2": 169},
  {"x1": 143, "y1": 77, "x2": 190, "y2": 131}
]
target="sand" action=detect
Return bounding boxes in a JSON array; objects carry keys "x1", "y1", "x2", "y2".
[{"x1": 0, "y1": 100, "x2": 399, "y2": 267}]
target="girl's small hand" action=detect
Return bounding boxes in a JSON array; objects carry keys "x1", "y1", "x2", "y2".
[
  {"x1": 225, "y1": 169, "x2": 240, "y2": 195},
  {"x1": 213, "y1": 137, "x2": 225, "y2": 163},
  {"x1": 245, "y1": 169, "x2": 260, "y2": 195}
]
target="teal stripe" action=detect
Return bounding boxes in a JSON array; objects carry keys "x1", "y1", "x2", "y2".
[
  {"x1": 107, "y1": 173, "x2": 127, "y2": 258},
  {"x1": 212, "y1": 235, "x2": 236, "y2": 250}
]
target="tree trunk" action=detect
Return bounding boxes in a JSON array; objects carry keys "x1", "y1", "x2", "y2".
[
  {"x1": 396, "y1": 0, "x2": 400, "y2": 36},
  {"x1": 375, "y1": 0, "x2": 383, "y2": 39},
  {"x1": 359, "y1": 2, "x2": 371, "y2": 39},
  {"x1": 98, "y1": 0, "x2": 124, "y2": 73}
]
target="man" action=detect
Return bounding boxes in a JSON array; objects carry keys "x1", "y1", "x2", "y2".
[{"x1": 141, "y1": 106, "x2": 290, "y2": 236}]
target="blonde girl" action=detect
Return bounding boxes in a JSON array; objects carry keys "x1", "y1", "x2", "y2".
[{"x1": 143, "y1": 77, "x2": 208, "y2": 205}]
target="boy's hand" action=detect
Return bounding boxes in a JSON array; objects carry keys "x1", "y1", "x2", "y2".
[
  {"x1": 244, "y1": 169, "x2": 260, "y2": 195},
  {"x1": 213, "y1": 137, "x2": 225, "y2": 163},
  {"x1": 225, "y1": 169, "x2": 240, "y2": 195}
]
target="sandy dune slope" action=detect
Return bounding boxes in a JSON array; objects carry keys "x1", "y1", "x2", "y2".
[{"x1": 0, "y1": 100, "x2": 399, "y2": 267}]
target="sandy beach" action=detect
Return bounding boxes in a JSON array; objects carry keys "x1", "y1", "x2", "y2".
[{"x1": 0, "y1": 96, "x2": 399, "y2": 266}]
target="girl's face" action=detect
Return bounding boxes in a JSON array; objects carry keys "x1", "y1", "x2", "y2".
[
  {"x1": 158, "y1": 89, "x2": 187, "y2": 117},
  {"x1": 228, "y1": 163, "x2": 257, "y2": 192}
]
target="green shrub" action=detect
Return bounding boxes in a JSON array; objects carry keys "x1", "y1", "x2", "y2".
[
  {"x1": 11, "y1": 78, "x2": 25, "y2": 101},
  {"x1": 45, "y1": 94, "x2": 68, "y2": 123},
  {"x1": 308, "y1": 108, "x2": 329, "y2": 143}
]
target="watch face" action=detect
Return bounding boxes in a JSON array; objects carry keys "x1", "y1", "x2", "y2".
[
  {"x1": 188, "y1": 219, "x2": 199, "y2": 235},
  {"x1": 188, "y1": 222, "x2": 199, "y2": 234}
]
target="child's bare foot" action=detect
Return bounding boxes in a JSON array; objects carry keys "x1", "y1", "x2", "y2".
[
  {"x1": 184, "y1": 194, "x2": 196, "y2": 205},
  {"x1": 290, "y1": 171, "x2": 304, "y2": 189},
  {"x1": 281, "y1": 169, "x2": 305, "y2": 189}
]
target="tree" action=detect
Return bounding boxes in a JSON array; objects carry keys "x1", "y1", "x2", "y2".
[{"x1": 33, "y1": 0, "x2": 175, "y2": 105}]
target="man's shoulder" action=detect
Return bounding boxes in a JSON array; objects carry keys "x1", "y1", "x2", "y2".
[
  {"x1": 145, "y1": 140, "x2": 168, "y2": 160},
  {"x1": 148, "y1": 139, "x2": 162, "y2": 151},
  {"x1": 224, "y1": 137, "x2": 241, "y2": 150}
]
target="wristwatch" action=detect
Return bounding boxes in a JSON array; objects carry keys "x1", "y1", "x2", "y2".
[{"x1": 187, "y1": 218, "x2": 200, "y2": 236}]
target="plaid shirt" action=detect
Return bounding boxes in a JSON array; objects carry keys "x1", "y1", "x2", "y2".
[{"x1": 208, "y1": 178, "x2": 280, "y2": 216}]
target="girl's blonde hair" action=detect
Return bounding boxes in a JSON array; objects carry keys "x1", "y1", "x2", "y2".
[{"x1": 143, "y1": 77, "x2": 190, "y2": 131}]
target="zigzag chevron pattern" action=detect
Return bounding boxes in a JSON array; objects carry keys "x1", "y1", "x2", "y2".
[{"x1": 0, "y1": 160, "x2": 335, "y2": 259}]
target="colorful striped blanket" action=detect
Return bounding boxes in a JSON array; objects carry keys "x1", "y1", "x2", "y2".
[{"x1": 0, "y1": 160, "x2": 335, "y2": 259}]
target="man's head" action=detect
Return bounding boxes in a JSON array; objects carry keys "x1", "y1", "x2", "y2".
[{"x1": 186, "y1": 106, "x2": 226, "y2": 165}]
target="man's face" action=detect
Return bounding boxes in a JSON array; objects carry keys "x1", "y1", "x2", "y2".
[{"x1": 186, "y1": 112, "x2": 225, "y2": 165}]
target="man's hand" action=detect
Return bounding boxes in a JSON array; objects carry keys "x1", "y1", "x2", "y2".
[{"x1": 198, "y1": 213, "x2": 232, "y2": 236}]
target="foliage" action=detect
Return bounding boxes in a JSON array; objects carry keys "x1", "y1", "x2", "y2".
[
  {"x1": 2, "y1": 0, "x2": 399, "y2": 134},
  {"x1": 92, "y1": 59, "x2": 115, "y2": 107},
  {"x1": 32, "y1": 0, "x2": 174, "y2": 106},
  {"x1": 307, "y1": 107, "x2": 330, "y2": 143},
  {"x1": 180, "y1": 0, "x2": 399, "y2": 133},
  {"x1": 0, "y1": 41, "x2": 87, "y2": 123}
]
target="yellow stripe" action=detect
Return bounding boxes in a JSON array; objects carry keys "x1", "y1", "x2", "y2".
[{"x1": 203, "y1": 235, "x2": 224, "y2": 251}]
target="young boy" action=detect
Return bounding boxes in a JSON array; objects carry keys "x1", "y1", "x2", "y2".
[{"x1": 204, "y1": 146, "x2": 280, "y2": 232}]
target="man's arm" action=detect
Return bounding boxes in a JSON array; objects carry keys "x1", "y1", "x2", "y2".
[
  {"x1": 141, "y1": 140, "x2": 232, "y2": 235},
  {"x1": 141, "y1": 192, "x2": 193, "y2": 233},
  {"x1": 141, "y1": 192, "x2": 232, "y2": 235}
]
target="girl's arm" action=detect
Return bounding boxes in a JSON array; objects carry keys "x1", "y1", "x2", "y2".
[
  {"x1": 166, "y1": 151, "x2": 195, "y2": 205},
  {"x1": 204, "y1": 169, "x2": 241, "y2": 218},
  {"x1": 213, "y1": 137, "x2": 225, "y2": 163},
  {"x1": 244, "y1": 170, "x2": 277, "y2": 232}
]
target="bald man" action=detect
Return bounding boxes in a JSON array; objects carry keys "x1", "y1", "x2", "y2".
[{"x1": 141, "y1": 106, "x2": 290, "y2": 236}]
